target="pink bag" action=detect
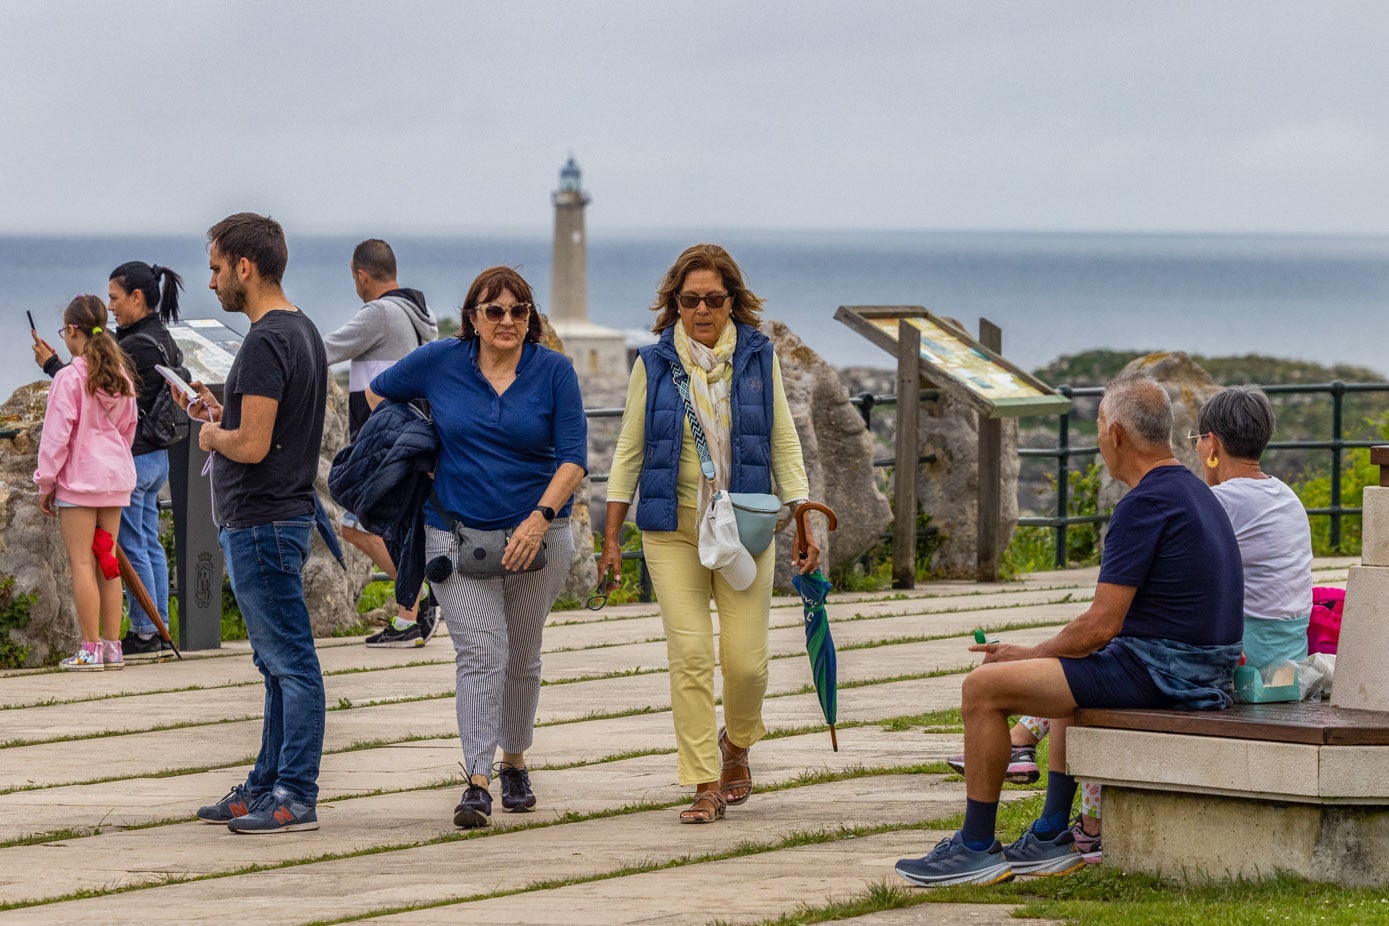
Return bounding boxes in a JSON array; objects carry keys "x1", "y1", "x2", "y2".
[{"x1": 1308, "y1": 587, "x2": 1345, "y2": 655}]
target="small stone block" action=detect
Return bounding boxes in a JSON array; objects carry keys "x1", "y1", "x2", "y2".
[
  {"x1": 1363, "y1": 487, "x2": 1389, "y2": 566},
  {"x1": 1331, "y1": 566, "x2": 1389, "y2": 713}
]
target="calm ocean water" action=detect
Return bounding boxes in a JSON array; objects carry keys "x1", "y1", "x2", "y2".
[{"x1": 3, "y1": 229, "x2": 1387, "y2": 399}]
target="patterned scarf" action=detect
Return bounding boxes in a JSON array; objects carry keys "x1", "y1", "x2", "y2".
[{"x1": 673, "y1": 319, "x2": 737, "y2": 514}]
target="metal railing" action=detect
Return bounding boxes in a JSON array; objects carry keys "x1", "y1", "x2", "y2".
[{"x1": 1016, "y1": 382, "x2": 1389, "y2": 567}]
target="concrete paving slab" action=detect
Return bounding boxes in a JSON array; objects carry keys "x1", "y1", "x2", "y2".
[
  {"x1": 363, "y1": 831, "x2": 974, "y2": 925},
  {"x1": 0, "y1": 776, "x2": 1018, "y2": 925},
  {"x1": 0, "y1": 626, "x2": 1058, "y2": 791}
]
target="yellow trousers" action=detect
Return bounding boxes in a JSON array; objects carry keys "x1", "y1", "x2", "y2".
[{"x1": 643, "y1": 506, "x2": 777, "y2": 785}]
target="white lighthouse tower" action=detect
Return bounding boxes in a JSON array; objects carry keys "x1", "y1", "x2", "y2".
[{"x1": 548, "y1": 156, "x2": 627, "y2": 378}]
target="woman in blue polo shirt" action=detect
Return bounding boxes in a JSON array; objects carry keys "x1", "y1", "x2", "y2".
[{"x1": 370, "y1": 266, "x2": 587, "y2": 829}]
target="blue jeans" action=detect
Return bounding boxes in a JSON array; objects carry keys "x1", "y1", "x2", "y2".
[
  {"x1": 122, "y1": 450, "x2": 170, "y2": 635},
  {"x1": 220, "y1": 515, "x2": 324, "y2": 805}
]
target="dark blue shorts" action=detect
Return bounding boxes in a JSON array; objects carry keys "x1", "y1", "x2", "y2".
[{"x1": 1060, "y1": 640, "x2": 1179, "y2": 710}]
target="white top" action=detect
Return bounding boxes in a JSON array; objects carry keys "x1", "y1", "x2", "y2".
[{"x1": 1211, "y1": 476, "x2": 1313, "y2": 621}]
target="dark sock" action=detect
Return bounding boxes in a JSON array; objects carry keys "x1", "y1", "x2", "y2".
[
  {"x1": 1034, "y1": 771, "x2": 1078, "y2": 839},
  {"x1": 961, "y1": 798, "x2": 999, "y2": 851}
]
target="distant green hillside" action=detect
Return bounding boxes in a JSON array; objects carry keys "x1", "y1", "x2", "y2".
[
  {"x1": 1032, "y1": 350, "x2": 1385, "y2": 389},
  {"x1": 1026, "y1": 350, "x2": 1389, "y2": 480}
]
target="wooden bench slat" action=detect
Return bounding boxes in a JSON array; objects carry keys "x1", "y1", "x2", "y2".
[{"x1": 1073, "y1": 702, "x2": 1389, "y2": 746}]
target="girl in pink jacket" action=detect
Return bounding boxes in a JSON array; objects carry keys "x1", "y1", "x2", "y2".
[{"x1": 33, "y1": 295, "x2": 139, "y2": 671}]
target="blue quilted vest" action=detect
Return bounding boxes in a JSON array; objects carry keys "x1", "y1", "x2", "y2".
[{"x1": 635, "y1": 323, "x2": 775, "y2": 532}]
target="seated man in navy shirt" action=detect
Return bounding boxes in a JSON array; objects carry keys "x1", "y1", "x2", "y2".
[{"x1": 896, "y1": 374, "x2": 1244, "y2": 887}]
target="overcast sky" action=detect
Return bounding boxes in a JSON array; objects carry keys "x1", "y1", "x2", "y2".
[{"x1": 4, "y1": 1, "x2": 1387, "y2": 237}]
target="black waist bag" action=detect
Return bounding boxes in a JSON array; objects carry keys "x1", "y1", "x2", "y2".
[{"x1": 431, "y1": 491, "x2": 546, "y2": 578}]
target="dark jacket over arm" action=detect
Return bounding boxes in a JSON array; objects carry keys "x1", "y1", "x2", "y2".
[{"x1": 328, "y1": 401, "x2": 438, "y2": 607}]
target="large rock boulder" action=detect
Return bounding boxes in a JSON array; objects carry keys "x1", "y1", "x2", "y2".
[
  {"x1": 760, "y1": 320, "x2": 892, "y2": 590},
  {"x1": 0, "y1": 383, "x2": 78, "y2": 666},
  {"x1": 913, "y1": 390, "x2": 1021, "y2": 579},
  {"x1": 306, "y1": 380, "x2": 373, "y2": 636},
  {"x1": 1098, "y1": 352, "x2": 1222, "y2": 513}
]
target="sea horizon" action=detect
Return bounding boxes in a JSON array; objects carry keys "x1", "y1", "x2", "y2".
[{"x1": 4, "y1": 227, "x2": 1387, "y2": 400}]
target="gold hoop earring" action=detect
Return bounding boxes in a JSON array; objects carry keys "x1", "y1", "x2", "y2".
[{"x1": 1205, "y1": 454, "x2": 1219, "y2": 469}]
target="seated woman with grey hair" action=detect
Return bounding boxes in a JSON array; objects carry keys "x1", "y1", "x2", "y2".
[{"x1": 1193, "y1": 384, "x2": 1312, "y2": 668}]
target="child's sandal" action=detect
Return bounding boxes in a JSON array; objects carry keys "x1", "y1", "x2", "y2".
[{"x1": 678, "y1": 789, "x2": 726, "y2": 824}]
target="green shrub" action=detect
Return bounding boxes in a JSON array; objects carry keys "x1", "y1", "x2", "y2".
[
  {"x1": 1290, "y1": 412, "x2": 1389, "y2": 555},
  {"x1": 1002, "y1": 459, "x2": 1106, "y2": 575},
  {"x1": 0, "y1": 575, "x2": 36, "y2": 668}
]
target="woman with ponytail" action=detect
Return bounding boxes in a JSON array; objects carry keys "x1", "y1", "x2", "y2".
[
  {"x1": 33, "y1": 295, "x2": 139, "y2": 671},
  {"x1": 32, "y1": 261, "x2": 187, "y2": 656}
]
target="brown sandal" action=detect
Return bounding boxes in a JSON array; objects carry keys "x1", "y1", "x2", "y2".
[
  {"x1": 719, "y1": 727, "x2": 752, "y2": 805},
  {"x1": 679, "y1": 788, "x2": 726, "y2": 824}
]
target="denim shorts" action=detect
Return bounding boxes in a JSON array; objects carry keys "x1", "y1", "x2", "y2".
[{"x1": 1060, "y1": 640, "x2": 1178, "y2": 710}]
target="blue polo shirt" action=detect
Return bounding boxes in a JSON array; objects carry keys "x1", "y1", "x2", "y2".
[
  {"x1": 1098, "y1": 464, "x2": 1244, "y2": 646},
  {"x1": 370, "y1": 337, "x2": 587, "y2": 531}
]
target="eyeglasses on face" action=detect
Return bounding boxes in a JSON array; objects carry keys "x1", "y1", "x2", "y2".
[
  {"x1": 1186, "y1": 429, "x2": 1209, "y2": 446},
  {"x1": 476, "y1": 303, "x2": 532, "y2": 323},
  {"x1": 676, "y1": 292, "x2": 731, "y2": 310}
]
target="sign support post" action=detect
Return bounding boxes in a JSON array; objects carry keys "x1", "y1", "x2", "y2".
[
  {"x1": 893, "y1": 320, "x2": 921, "y2": 589},
  {"x1": 977, "y1": 318, "x2": 1003, "y2": 582}
]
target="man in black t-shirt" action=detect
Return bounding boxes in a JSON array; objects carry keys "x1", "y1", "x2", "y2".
[
  {"x1": 895, "y1": 375, "x2": 1244, "y2": 888},
  {"x1": 173, "y1": 213, "x2": 329, "y2": 835}
]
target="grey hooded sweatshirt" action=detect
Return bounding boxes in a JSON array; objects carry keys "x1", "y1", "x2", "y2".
[{"x1": 324, "y1": 287, "x2": 438, "y2": 437}]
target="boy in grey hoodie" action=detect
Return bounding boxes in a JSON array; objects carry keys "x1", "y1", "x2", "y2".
[{"x1": 325, "y1": 239, "x2": 440, "y2": 646}]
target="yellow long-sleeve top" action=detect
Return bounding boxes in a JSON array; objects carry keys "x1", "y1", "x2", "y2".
[{"x1": 606, "y1": 354, "x2": 810, "y2": 507}]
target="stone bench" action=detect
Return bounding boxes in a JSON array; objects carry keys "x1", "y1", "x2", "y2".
[{"x1": 1066, "y1": 702, "x2": 1389, "y2": 887}]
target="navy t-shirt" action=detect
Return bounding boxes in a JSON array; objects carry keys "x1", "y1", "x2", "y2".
[
  {"x1": 215, "y1": 309, "x2": 328, "y2": 528},
  {"x1": 370, "y1": 337, "x2": 587, "y2": 531},
  {"x1": 1098, "y1": 464, "x2": 1244, "y2": 646}
]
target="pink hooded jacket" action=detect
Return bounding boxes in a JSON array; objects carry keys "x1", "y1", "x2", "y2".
[{"x1": 33, "y1": 356, "x2": 138, "y2": 507}]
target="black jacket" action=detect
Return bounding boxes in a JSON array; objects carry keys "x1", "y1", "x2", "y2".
[{"x1": 328, "y1": 400, "x2": 438, "y2": 608}]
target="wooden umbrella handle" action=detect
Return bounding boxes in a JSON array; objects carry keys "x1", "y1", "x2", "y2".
[{"x1": 794, "y1": 501, "x2": 838, "y2": 558}]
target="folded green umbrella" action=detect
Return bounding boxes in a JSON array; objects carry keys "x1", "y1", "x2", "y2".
[{"x1": 793, "y1": 503, "x2": 839, "y2": 751}]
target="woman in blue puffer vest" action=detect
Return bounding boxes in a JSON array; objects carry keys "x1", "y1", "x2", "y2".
[{"x1": 598, "y1": 244, "x2": 820, "y2": 825}]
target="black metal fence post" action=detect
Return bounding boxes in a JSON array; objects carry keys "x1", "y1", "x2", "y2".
[
  {"x1": 1331, "y1": 380, "x2": 1345, "y2": 552},
  {"x1": 1055, "y1": 385, "x2": 1072, "y2": 568}
]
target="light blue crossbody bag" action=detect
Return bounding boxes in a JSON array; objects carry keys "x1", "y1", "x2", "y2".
[{"x1": 671, "y1": 366, "x2": 781, "y2": 555}]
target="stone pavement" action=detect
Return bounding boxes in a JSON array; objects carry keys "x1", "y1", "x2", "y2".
[{"x1": 0, "y1": 559, "x2": 1353, "y2": 924}]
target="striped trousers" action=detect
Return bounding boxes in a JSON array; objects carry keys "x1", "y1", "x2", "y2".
[{"x1": 426, "y1": 521, "x2": 575, "y2": 780}]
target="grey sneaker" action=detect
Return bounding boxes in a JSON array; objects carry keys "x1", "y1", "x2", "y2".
[
  {"x1": 1003, "y1": 822, "x2": 1086, "y2": 876},
  {"x1": 945, "y1": 745, "x2": 1041, "y2": 785},
  {"x1": 895, "y1": 833, "x2": 1014, "y2": 887},
  {"x1": 227, "y1": 787, "x2": 319, "y2": 834}
]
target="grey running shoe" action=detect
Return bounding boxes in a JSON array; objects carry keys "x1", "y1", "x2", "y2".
[
  {"x1": 1070, "y1": 817, "x2": 1102, "y2": 864},
  {"x1": 197, "y1": 783, "x2": 260, "y2": 824},
  {"x1": 895, "y1": 833, "x2": 1014, "y2": 887},
  {"x1": 945, "y1": 745, "x2": 1041, "y2": 784},
  {"x1": 1003, "y1": 823, "x2": 1086, "y2": 876},
  {"x1": 365, "y1": 620, "x2": 424, "y2": 648},
  {"x1": 227, "y1": 787, "x2": 319, "y2": 834}
]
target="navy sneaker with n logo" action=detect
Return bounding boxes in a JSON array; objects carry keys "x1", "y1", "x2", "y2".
[{"x1": 227, "y1": 786, "x2": 319, "y2": 834}]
